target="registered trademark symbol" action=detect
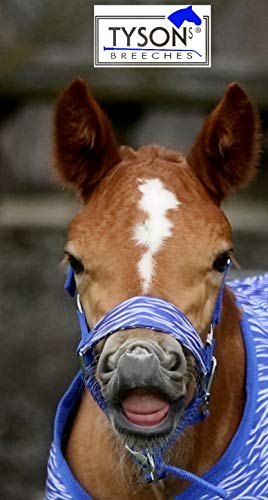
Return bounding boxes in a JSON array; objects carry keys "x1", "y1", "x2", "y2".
[{"x1": 195, "y1": 27, "x2": 201, "y2": 33}]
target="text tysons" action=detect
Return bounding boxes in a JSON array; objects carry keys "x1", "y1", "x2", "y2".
[{"x1": 108, "y1": 26, "x2": 194, "y2": 47}]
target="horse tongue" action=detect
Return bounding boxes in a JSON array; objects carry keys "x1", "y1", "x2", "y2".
[{"x1": 121, "y1": 390, "x2": 170, "y2": 427}]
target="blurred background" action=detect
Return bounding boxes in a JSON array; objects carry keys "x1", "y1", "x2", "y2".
[{"x1": 0, "y1": 1, "x2": 267, "y2": 499}]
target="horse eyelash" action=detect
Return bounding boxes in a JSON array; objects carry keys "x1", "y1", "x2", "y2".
[{"x1": 230, "y1": 253, "x2": 241, "y2": 270}]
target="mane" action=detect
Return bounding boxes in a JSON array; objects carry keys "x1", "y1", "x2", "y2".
[{"x1": 120, "y1": 144, "x2": 185, "y2": 166}]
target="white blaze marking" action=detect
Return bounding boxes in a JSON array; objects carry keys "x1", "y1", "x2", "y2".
[{"x1": 133, "y1": 178, "x2": 180, "y2": 293}]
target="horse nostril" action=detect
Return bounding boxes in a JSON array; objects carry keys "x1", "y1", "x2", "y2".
[
  {"x1": 161, "y1": 349, "x2": 187, "y2": 374},
  {"x1": 100, "y1": 351, "x2": 118, "y2": 376},
  {"x1": 169, "y1": 352, "x2": 183, "y2": 371}
]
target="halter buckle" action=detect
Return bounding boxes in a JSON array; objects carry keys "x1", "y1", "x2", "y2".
[{"x1": 125, "y1": 446, "x2": 157, "y2": 482}]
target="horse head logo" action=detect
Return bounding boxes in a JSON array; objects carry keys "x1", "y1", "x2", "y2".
[{"x1": 167, "y1": 6, "x2": 202, "y2": 30}]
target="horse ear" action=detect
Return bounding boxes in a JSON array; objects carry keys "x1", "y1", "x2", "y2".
[
  {"x1": 187, "y1": 83, "x2": 261, "y2": 204},
  {"x1": 54, "y1": 78, "x2": 120, "y2": 200}
]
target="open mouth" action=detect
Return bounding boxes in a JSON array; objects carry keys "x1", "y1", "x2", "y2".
[
  {"x1": 108, "y1": 388, "x2": 185, "y2": 438},
  {"x1": 121, "y1": 389, "x2": 170, "y2": 427}
]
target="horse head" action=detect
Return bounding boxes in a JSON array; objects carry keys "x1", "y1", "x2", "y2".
[
  {"x1": 168, "y1": 6, "x2": 202, "y2": 30},
  {"x1": 54, "y1": 79, "x2": 260, "y2": 458}
]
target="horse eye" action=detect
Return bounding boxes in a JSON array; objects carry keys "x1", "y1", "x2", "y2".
[
  {"x1": 68, "y1": 254, "x2": 84, "y2": 274},
  {"x1": 213, "y1": 252, "x2": 230, "y2": 273}
]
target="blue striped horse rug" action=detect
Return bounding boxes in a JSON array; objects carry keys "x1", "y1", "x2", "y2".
[{"x1": 46, "y1": 274, "x2": 268, "y2": 499}]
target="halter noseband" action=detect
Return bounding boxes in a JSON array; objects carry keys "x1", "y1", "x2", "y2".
[{"x1": 64, "y1": 262, "x2": 231, "y2": 499}]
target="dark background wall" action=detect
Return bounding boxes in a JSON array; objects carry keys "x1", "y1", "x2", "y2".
[{"x1": 0, "y1": 1, "x2": 268, "y2": 499}]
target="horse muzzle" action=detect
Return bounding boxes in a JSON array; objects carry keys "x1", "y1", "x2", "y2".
[{"x1": 97, "y1": 335, "x2": 187, "y2": 439}]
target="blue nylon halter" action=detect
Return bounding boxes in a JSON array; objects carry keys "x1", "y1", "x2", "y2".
[{"x1": 64, "y1": 262, "x2": 231, "y2": 499}]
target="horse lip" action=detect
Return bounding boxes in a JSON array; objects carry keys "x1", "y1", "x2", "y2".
[
  {"x1": 101, "y1": 368, "x2": 186, "y2": 406},
  {"x1": 108, "y1": 396, "x2": 185, "y2": 437}
]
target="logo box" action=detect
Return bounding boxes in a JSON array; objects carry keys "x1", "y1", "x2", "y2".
[{"x1": 94, "y1": 5, "x2": 211, "y2": 68}]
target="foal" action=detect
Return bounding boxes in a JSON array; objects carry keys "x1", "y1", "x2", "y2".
[{"x1": 46, "y1": 79, "x2": 268, "y2": 500}]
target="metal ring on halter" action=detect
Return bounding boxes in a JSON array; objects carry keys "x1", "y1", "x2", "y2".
[
  {"x1": 77, "y1": 294, "x2": 83, "y2": 313},
  {"x1": 206, "y1": 324, "x2": 214, "y2": 346},
  {"x1": 79, "y1": 351, "x2": 89, "y2": 380}
]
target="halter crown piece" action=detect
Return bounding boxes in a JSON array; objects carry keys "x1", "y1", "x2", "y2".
[{"x1": 64, "y1": 262, "x2": 231, "y2": 499}]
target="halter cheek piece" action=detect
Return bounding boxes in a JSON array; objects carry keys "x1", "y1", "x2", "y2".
[{"x1": 64, "y1": 262, "x2": 231, "y2": 499}]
